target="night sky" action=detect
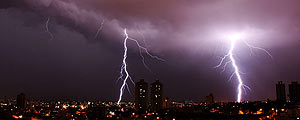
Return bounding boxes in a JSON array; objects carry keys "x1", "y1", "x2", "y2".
[{"x1": 0, "y1": 0, "x2": 300, "y2": 102}]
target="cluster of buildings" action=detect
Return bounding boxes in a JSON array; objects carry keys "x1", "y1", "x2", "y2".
[
  {"x1": 0, "y1": 80, "x2": 299, "y2": 119},
  {"x1": 135, "y1": 79, "x2": 171, "y2": 113},
  {"x1": 276, "y1": 81, "x2": 300, "y2": 103},
  {"x1": 275, "y1": 81, "x2": 300, "y2": 119},
  {"x1": 0, "y1": 97, "x2": 111, "y2": 119}
]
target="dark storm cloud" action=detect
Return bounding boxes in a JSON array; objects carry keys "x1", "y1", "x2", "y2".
[
  {"x1": 0, "y1": 8, "x2": 123, "y2": 100},
  {"x1": 0, "y1": 0, "x2": 300, "y2": 101},
  {"x1": 16, "y1": 0, "x2": 300, "y2": 52}
]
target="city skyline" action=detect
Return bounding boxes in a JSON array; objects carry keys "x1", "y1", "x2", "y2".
[
  {"x1": 0, "y1": 80, "x2": 299, "y2": 119},
  {"x1": 2, "y1": 80, "x2": 300, "y2": 103}
]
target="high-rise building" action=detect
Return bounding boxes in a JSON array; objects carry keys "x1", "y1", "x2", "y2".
[
  {"x1": 17, "y1": 93, "x2": 26, "y2": 108},
  {"x1": 150, "y1": 80, "x2": 163, "y2": 111},
  {"x1": 276, "y1": 81, "x2": 286, "y2": 102},
  {"x1": 289, "y1": 81, "x2": 300, "y2": 103},
  {"x1": 205, "y1": 93, "x2": 214, "y2": 105},
  {"x1": 135, "y1": 79, "x2": 148, "y2": 112}
]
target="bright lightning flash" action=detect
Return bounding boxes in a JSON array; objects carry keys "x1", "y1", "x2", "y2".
[
  {"x1": 117, "y1": 29, "x2": 165, "y2": 104},
  {"x1": 215, "y1": 33, "x2": 272, "y2": 102},
  {"x1": 117, "y1": 29, "x2": 131, "y2": 104}
]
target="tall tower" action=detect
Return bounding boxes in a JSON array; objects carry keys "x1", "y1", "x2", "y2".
[
  {"x1": 276, "y1": 81, "x2": 286, "y2": 102},
  {"x1": 150, "y1": 80, "x2": 163, "y2": 111},
  {"x1": 135, "y1": 79, "x2": 148, "y2": 112},
  {"x1": 289, "y1": 81, "x2": 300, "y2": 103},
  {"x1": 205, "y1": 93, "x2": 214, "y2": 105},
  {"x1": 17, "y1": 93, "x2": 26, "y2": 108}
]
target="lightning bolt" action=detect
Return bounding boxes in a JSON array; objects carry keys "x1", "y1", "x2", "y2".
[
  {"x1": 94, "y1": 20, "x2": 105, "y2": 40},
  {"x1": 135, "y1": 27, "x2": 152, "y2": 73},
  {"x1": 117, "y1": 29, "x2": 131, "y2": 104},
  {"x1": 243, "y1": 40, "x2": 273, "y2": 59},
  {"x1": 216, "y1": 37, "x2": 272, "y2": 102},
  {"x1": 117, "y1": 28, "x2": 165, "y2": 104},
  {"x1": 45, "y1": 17, "x2": 54, "y2": 40}
]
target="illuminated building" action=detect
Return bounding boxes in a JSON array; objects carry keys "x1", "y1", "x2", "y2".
[
  {"x1": 276, "y1": 81, "x2": 286, "y2": 102},
  {"x1": 205, "y1": 93, "x2": 214, "y2": 105},
  {"x1": 289, "y1": 81, "x2": 300, "y2": 103},
  {"x1": 162, "y1": 97, "x2": 171, "y2": 109},
  {"x1": 135, "y1": 79, "x2": 148, "y2": 112},
  {"x1": 17, "y1": 93, "x2": 26, "y2": 108},
  {"x1": 150, "y1": 80, "x2": 163, "y2": 111}
]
